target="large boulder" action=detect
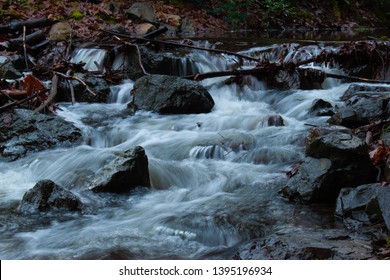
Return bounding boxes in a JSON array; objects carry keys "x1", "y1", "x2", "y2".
[
  {"x1": 90, "y1": 146, "x2": 151, "y2": 193},
  {"x1": 20, "y1": 180, "x2": 84, "y2": 213},
  {"x1": 0, "y1": 109, "x2": 82, "y2": 161},
  {"x1": 336, "y1": 183, "x2": 390, "y2": 231},
  {"x1": 130, "y1": 75, "x2": 215, "y2": 114},
  {"x1": 281, "y1": 130, "x2": 377, "y2": 202}
]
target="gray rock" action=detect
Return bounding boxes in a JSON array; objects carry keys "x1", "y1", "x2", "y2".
[
  {"x1": 57, "y1": 74, "x2": 110, "y2": 103},
  {"x1": 305, "y1": 131, "x2": 370, "y2": 165},
  {"x1": 281, "y1": 130, "x2": 377, "y2": 202},
  {"x1": 0, "y1": 56, "x2": 22, "y2": 79},
  {"x1": 329, "y1": 84, "x2": 390, "y2": 128},
  {"x1": 0, "y1": 109, "x2": 82, "y2": 161},
  {"x1": 329, "y1": 95, "x2": 389, "y2": 128},
  {"x1": 90, "y1": 146, "x2": 150, "y2": 193},
  {"x1": 280, "y1": 157, "x2": 333, "y2": 202},
  {"x1": 130, "y1": 75, "x2": 215, "y2": 114},
  {"x1": 20, "y1": 180, "x2": 84, "y2": 213},
  {"x1": 336, "y1": 183, "x2": 390, "y2": 230},
  {"x1": 341, "y1": 84, "x2": 390, "y2": 101},
  {"x1": 126, "y1": 2, "x2": 158, "y2": 24}
]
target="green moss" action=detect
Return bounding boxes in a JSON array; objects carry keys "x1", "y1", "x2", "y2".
[
  {"x1": 332, "y1": 0, "x2": 341, "y2": 21},
  {"x1": 71, "y1": 9, "x2": 83, "y2": 21}
]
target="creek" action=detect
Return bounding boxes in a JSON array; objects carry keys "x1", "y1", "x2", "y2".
[{"x1": 0, "y1": 37, "x2": 375, "y2": 259}]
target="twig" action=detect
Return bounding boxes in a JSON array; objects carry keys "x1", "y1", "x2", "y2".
[
  {"x1": 34, "y1": 74, "x2": 59, "y2": 113},
  {"x1": 0, "y1": 91, "x2": 45, "y2": 114},
  {"x1": 23, "y1": 26, "x2": 28, "y2": 71},
  {"x1": 113, "y1": 35, "x2": 149, "y2": 75},
  {"x1": 53, "y1": 71, "x2": 97, "y2": 96},
  {"x1": 66, "y1": 69, "x2": 76, "y2": 104},
  {"x1": 0, "y1": 89, "x2": 16, "y2": 102}
]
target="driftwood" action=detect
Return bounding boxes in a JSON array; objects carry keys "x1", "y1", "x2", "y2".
[
  {"x1": 0, "y1": 18, "x2": 57, "y2": 33},
  {"x1": 34, "y1": 74, "x2": 58, "y2": 113},
  {"x1": 9, "y1": 30, "x2": 46, "y2": 46}
]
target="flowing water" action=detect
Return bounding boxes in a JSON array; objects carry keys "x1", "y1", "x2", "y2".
[{"x1": 0, "y1": 40, "x2": 364, "y2": 259}]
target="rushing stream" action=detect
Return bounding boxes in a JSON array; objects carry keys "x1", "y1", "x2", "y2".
[{"x1": 0, "y1": 39, "x2": 370, "y2": 259}]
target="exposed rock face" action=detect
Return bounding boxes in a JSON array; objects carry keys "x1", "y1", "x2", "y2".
[
  {"x1": 0, "y1": 109, "x2": 82, "y2": 161},
  {"x1": 130, "y1": 75, "x2": 215, "y2": 114},
  {"x1": 20, "y1": 180, "x2": 84, "y2": 213},
  {"x1": 336, "y1": 183, "x2": 390, "y2": 231},
  {"x1": 126, "y1": 2, "x2": 158, "y2": 24},
  {"x1": 91, "y1": 146, "x2": 151, "y2": 193},
  {"x1": 280, "y1": 130, "x2": 377, "y2": 202},
  {"x1": 329, "y1": 84, "x2": 390, "y2": 128}
]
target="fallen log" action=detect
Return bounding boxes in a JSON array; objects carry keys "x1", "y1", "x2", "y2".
[
  {"x1": 102, "y1": 29, "x2": 259, "y2": 62},
  {"x1": 0, "y1": 18, "x2": 57, "y2": 33},
  {"x1": 9, "y1": 30, "x2": 46, "y2": 46}
]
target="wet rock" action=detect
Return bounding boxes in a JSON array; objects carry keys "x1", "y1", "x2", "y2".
[
  {"x1": 91, "y1": 146, "x2": 151, "y2": 193},
  {"x1": 308, "y1": 99, "x2": 334, "y2": 117},
  {"x1": 329, "y1": 95, "x2": 390, "y2": 128},
  {"x1": 57, "y1": 74, "x2": 110, "y2": 103},
  {"x1": 0, "y1": 109, "x2": 82, "y2": 161},
  {"x1": 130, "y1": 75, "x2": 215, "y2": 114},
  {"x1": 20, "y1": 180, "x2": 84, "y2": 213},
  {"x1": 271, "y1": 69, "x2": 300, "y2": 89},
  {"x1": 341, "y1": 84, "x2": 390, "y2": 101},
  {"x1": 48, "y1": 21, "x2": 72, "y2": 42},
  {"x1": 235, "y1": 228, "x2": 374, "y2": 260},
  {"x1": 280, "y1": 157, "x2": 333, "y2": 202},
  {"x1": 0, "y1": 56, "x2": 22, "y2": 79},
  {"x1": 336, "y1": 183, "x2": 390, "y2": 231},
  {"x1": 264, "y1": 114, "x2": 285, "y2": 127},
  {"x1": 281, "y1": 130, "x2": 377, "y2": 202},
  {"x1": 126, "y1": 2, "x2": 158, "y2": 24}
]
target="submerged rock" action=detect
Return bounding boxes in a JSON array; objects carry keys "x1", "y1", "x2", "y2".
[
  {"x1": 20, "y1": 180, "x2": 84, "y2": 213},
  {"x1": 336, "y1": 183, "x2": 390, "y2": 231},
  {"x1": 281, "y1": 130, "x2": 377, "y2": 202},
  {"x1": 130, "y1": 75, "x2": 215, "y2": 114},
  {"x1": 0, "y1": 109, "x2": 82, "y2": 161},
  {"x1": 91, "y1": 146, "x2": 151, "y2": 193}
]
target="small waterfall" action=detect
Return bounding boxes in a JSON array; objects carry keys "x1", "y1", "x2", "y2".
[
  {"x1": 108, "y1": 80, "x2": 134, "y2": 103},
  {"x1": 70, "y1": 48, "x2": 107, "y2": 71}
]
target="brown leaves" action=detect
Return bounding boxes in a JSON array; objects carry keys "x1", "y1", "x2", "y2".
[
  {"x1": 369, "y1": 140, "x2": 390, "y2": 166},
  {"x1": 23, "y1": 74, "x2": 46, "y2": 101}
]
